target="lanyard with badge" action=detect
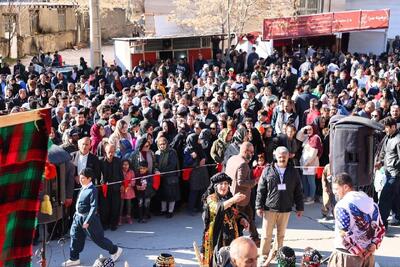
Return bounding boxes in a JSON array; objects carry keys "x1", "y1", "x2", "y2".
[{"x1": 274, "y1": 164, "x2": 286, "y2": 191}]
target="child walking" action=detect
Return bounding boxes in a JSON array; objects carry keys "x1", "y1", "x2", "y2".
[{"x1": 119, "y1": 160, "x2": 135, "y2": 225}]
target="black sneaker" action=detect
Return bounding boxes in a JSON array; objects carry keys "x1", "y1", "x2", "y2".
[{"x1": 166, "y1": 212, "x2": 174, "y2": 218}]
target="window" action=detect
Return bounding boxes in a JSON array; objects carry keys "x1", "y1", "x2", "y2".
[
  {"x1": 173, "y1": 37, "x2": 200, "y2": 49},
  {"x1": 58, "y1": 9, "x2": 66, "y2": 31},
  {"x1": 298, "y1": 0, "x2": 321, "y2": 15},
  {"x1": 3, "y1": 14, "x2": 17, "y2": 33},
  {"x1": 201, "y1": 37, "x2": 211, "y2": 48},
  {"x1": 144, "y1": 39, "x2": 163, "y2": 51},
  {"x1": 30, "y1": 10, "x2": 39, "y2": 34}
]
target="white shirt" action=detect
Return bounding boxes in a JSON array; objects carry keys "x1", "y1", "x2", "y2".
[{"x1": 77, "y1": 153, "x2": 89, "y2": 176}]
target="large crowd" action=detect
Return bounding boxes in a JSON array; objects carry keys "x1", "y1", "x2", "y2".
[{"x1": 1, "y1": 38, "x2": 400, "y2": 267}]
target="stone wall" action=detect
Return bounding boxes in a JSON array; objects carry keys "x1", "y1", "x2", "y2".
[
  {"x1": 18, "y1": 31, "x2": 76, "y2": 58},
  {"x1": 0, "y1": 38, "x2": 9, "y2": 58},
  {"x1": 100, "y1": 8, "x2": 136, "y2": 40}
]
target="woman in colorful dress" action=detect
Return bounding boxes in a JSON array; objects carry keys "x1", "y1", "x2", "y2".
[{"x1": 201, "y1": 173, "x2": 249, "y2": 267}]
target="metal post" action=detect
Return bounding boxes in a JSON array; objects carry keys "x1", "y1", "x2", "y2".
[
  {"x1": 40, "y1": 224, "x2": 46, "y2": 267},
  {"x1": 89, "y1": 0, "x2": 102, "y2": 68}
]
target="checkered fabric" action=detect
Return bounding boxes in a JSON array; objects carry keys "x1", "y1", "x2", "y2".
[{"x1": 0, "y1": 111, "x2": 50, "y2": 267}]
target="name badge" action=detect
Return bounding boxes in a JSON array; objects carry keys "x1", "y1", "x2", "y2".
[{"x1": 278, "y1": 184, "x2": 286, "y2": 191}]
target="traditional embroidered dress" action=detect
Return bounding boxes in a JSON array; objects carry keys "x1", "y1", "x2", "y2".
[{"x1": 201, "y1": 193, "x2": 242, "y2": 267}]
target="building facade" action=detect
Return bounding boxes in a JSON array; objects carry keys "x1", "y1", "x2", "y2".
[{"x1": 0, "y1": 2, "x2": 77, "y2": 58}]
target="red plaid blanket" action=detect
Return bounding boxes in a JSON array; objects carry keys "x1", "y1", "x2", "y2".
[{"x1": 0, "y1": 110, "x2": 50, "y2": 266}]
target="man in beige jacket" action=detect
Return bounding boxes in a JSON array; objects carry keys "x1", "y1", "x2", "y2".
[{"x1": 225, "y1": 142, "x2": 259, "y2": 244}]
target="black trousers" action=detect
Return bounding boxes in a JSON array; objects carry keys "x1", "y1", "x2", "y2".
[
  {"x1": 99, "y1": 189, "x2": 121, "y2": 228},
  {"x1": 70, "y1": 214, "x2": 117, "y2": 260}
]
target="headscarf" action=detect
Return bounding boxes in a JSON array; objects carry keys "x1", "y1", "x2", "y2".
[
  {"x1": 186, "y1": 133, "x2": 200, "y2": 152},
  {"x1": 232, "y1": 127, "x2": 247, "y2": 145},
  {"x1": 308, "y1": 134, "x2": 323, "y2": 158},
  {"x1": 218, "y1": 128, "x2": 232, "y2": 144},
  {"x1": 156, "y1": 137, "x2": 170, "y2": 170},
  {"x1": 135, "y1": 136, "x2": 149, "y2": 152},
  {"x1": 90, "y1": 123, "x2": 103, "y2": 154},
  {"x1": 199, "y1": 129, "x2": 212, "y2": 149}
]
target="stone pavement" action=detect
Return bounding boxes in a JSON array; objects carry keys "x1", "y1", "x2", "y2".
[{"x1": 32, "y1": 202, "x2": 400, "y2": 267}]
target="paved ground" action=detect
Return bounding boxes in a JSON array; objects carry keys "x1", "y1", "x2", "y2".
[
  {"x1": 32, "y1": 202, "x2": 400, "y2": 267},
  {"x1": 21, "y1": 45, "x2": 115, "y2": 67}
]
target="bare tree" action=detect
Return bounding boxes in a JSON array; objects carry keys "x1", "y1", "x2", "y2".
[{"x1": 170, "y1": 0, "x2": 298, "y2": 51}]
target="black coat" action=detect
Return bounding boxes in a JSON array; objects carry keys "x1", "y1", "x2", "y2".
[{"x1": 256, "y1": 164, "x2": 304, "y2": 212}]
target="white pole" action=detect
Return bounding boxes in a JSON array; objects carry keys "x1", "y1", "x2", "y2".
[{"x1": 89, "y1": 0, "x2": 102, "y2": 68}]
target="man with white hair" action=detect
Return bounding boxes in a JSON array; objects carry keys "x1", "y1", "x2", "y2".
[
  {"x1": 229, "y1": 237, "x2": 258, "y2": 267},
  {"x1": 233, "y1": 98, "x2": 255, "y2": 123},
  {"x1": 256, "y1": 146, "x2": 304, "y2": 266}
]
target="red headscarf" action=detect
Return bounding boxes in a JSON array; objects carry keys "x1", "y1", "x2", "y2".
[
  {"x1": 308, "y1": 134, "x2": 323, "y2": 158},
  {"x1": 90, "y1": 123, "x2": 103, "y2": 154}
]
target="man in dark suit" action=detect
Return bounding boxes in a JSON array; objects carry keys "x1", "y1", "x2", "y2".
[
  {"x1": 69, "y1": 137, "x2": 101, "y2": 227},
  {"x1": 198, "y1": 101, "x2": 217, "y2": 128},
  {"x1": 99, "y1": 143, "x2": 123, "y2": 230},
  {"x1": 62, "y1": 168, "x2": 122, "y2": 266}
]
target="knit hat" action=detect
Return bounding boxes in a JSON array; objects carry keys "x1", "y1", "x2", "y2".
[
  {"x1": 153, "y1": 253, "x2": 175, "y2": 267},
  {"x1": 276, "y1": 246, "x2": 296, "y2": 267},
  {"x1": 301, "y1": 247, "x2": 322, "y2": 267},
  {"x1": 92, "y1": 257, "x2": 114, "y2": 267}
]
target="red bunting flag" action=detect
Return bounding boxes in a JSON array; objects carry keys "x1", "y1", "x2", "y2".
[
  {"x1": 315, "y1": 166, "x2": 324, "y2": 179},
  {"x1": 216, "y1": 163, "x2": 223, "y2": 173},
  {"x1": 44, "y1": 161, "x2": 57, "y2": 180},
  {"x1": 182, "y1": 168, "x2": 192, "y2": 181},
  {"x1": 101, "y1": 183, "x2": 108, "y2": 198},
  {"x1": 153, "y1": 173, "x2": 161, "y2": 190}
]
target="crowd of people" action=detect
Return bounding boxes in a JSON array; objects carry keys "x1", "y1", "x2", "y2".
[{"x1": 2, "y1": 39, "x2": 400, "y2": 267}]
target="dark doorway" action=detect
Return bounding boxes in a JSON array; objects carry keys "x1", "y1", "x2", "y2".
[
  {"x1": 159, "y1": 51, "x2": 173, "y2": 61},
  {"x1": 341, "y1": 33, "x2": 350, "y2": 53}
]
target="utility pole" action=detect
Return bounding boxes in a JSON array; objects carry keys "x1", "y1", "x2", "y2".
[{"x1": 89, "y1": 0, "x2": 102, "y2": 68}]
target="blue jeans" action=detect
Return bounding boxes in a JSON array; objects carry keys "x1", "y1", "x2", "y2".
[
  {"x1": 302, "y1": 174, "x2": 316, "y2": 199},
  {"x1": 70, "y1": 214, "x2": 117, "y2": 260},
  {"x1": 378, "y1": 176, "x2": 400, "y2": 227}
]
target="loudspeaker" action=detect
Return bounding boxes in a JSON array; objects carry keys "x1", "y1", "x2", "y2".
[
  {"x1": 330, "y1": 116, "x2": 383, "y2": 187},
  {"x1": 37, "y1": 145, "x2": 69, "y2": 224}
]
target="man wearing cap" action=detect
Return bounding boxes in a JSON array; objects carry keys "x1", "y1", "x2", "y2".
[
  {"x1": 61, "y1": 127, "x2": 80, "y2": 154},
  {"x1": 245, "y1": 85, "x2": 262, "y2": 116},
  {"x1": 62, "y1": 168, "x2": 123, "y2": 266}
]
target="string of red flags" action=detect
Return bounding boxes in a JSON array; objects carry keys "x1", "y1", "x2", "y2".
[{"x1": 73, "y1": 163, "x2": 328, "y2": 198}]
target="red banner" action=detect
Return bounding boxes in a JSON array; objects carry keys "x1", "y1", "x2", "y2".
[
  {"x1": 332, "y1": 11, "x2": 361, "y2": 32},
  {"x1": 263, "y1": 9, "x2": 390, "y2": 40},
  {"x1": 360, "y1": 9, "x2": 390, "y2": 30}
]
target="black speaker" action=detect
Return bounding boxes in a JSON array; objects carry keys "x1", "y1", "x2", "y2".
[
  {"x1": 37, "y1": 145, "x2": 69, "y2": 224},
  {"x1": 330, "y1": 116, "x2": 383, "y2": 187}
]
